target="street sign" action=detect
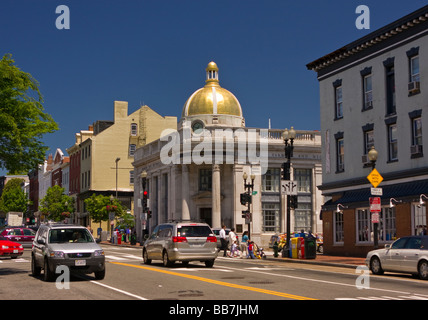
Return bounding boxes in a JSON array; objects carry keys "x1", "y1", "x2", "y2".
[
  {"x1": 371, "y1": 212, "x2": 380, "y2": 223},
  {"x1": 369, "y1": 197, "x2": 381, "y2": 212},
  {"x1": 371, "y1": 187, "x2": 383, "y2": 196},
  {"x1": 281, "y1": 180, "x2": 298, "y2": 195},
  {"x1": 367, "y1": 168, "x2": 383, "y2": 188}
]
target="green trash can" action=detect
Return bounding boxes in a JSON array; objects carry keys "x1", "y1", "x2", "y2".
[{"x1": 304, "y1": 238, "x2": 317, "y2": 259}]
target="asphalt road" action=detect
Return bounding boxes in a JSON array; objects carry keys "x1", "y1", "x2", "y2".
[{"x1": 2, "y1": 245, "x2": 428, "y2": 306}]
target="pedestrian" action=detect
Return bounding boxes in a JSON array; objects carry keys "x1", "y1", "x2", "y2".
[
  {"x1": 240, "y1": 231, "x2": 249, "y2": 258},
  {"x1": 247, "y1": 241, "x2": 256, "y2": 259},
  {"x1": 219, "y1": 225, "x2": 228, "y2": 257},
  {"x1": 228, "y1": 227, "x2": 237, "y2": 257},
  {"x1": 230, "y1": 241, "x2": 239, "y2": 257}
]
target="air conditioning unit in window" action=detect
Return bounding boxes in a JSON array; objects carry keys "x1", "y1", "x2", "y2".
[
  {"x1": 408, "y1": 81, "x2": 420, "y2": 94},
  {"x1": 364, "y1": 100, "x2": 373, "y2": 109},
  {"x1": 410, "y1": 145, "x2": 423, "y2": 155},
  {"x1": 362, "y1": 154, "x2": 371, "y2": 165}
]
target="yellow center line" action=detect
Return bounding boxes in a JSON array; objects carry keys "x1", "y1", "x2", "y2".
[{"x1": 110, "y1": 261, "x2": 317, "y2": 300}]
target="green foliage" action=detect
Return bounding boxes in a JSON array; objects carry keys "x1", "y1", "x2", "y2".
[
  {"x1": 39, "y1": 185, "x2": 74, "y2": 222},
  {"x1": 0, "y1": 178, "x2": 28, "y2": 213},
  {"x1": 84, "y1": 194, "x2": 124, "y2": 223},
  {"x1": 0, "y1": 54, "x2": 58, "y2": 173}
]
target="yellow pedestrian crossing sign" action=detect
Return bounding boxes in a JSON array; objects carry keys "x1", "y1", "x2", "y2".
[{"x1": 367, "y1": 168, "x2": 383, "y2": 188}]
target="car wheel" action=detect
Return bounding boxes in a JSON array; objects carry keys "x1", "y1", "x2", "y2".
[
  {"x1": 43, "y1": 258, "x2": 55, "y2": 282},
  {"x1": 205, "y1": 259, "x2": 215, "y2": 268},
  {"x1": 31, "y1": 255, "x2": 41, "y2": 276},
  {"x1": 94, "y1": 268, "x2": 106, "y2": 280},
  {"x1": 418, "y1": 260, "x2": 428, "y2": 280},
  {"x1": 143, "y1": 249, "x2": 151, "y2": 265},
  {"x1": 370, "y1": 256, "x2": 384, "y2": 275},
  {"x1": 162, "y1": 250, "x2": 173, "y2": 267}
]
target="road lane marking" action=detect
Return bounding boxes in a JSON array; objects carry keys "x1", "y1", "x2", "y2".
[
  {"x1": 90, "y1": 280, "x2": 148, "y2": 300},
  {"x1": 109, "y1": 261, "x2": 317, "y2": 300}
]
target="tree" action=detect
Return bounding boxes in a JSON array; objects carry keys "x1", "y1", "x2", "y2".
[
  {"x1": 39, "y1": 185, "x2": 74, "y2": 222},
  {"x1": 0, "y1": 178, "x2": 28, "y2": 213},
  {"x1": 0, "y1": 54, "x2": 58, "y2": 173},
  {"x1": 84, "y1": 194, "x2": 124, "y2": 225}
]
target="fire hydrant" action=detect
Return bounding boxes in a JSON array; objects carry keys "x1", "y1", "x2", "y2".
[{"x1": 273, "y1": 241, "x2": 279, "y2": 258}]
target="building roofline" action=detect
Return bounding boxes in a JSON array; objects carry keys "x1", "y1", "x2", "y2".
[{"x1": 307, "y1": 5, "x2": 428, "y2": 72}]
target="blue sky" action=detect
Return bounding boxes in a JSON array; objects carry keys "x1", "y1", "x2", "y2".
[{"x1": 0, "y1": 0, "x2": 426, "y2": 173}]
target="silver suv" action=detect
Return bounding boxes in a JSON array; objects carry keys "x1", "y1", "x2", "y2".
[
  {"x1": 142, "y1": 221, "x2": 218, "y2": 267},
  {"x1": 31, "y1": 224, "x2": 105, "y2": 281}
]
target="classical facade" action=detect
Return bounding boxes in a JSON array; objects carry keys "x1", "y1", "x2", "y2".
[
  {"x1": 307, "y1": 5, "x2": 428, "y2": 256},
  {"x1": 133, "y1": 62, "x2": 323, "y2": 247}
]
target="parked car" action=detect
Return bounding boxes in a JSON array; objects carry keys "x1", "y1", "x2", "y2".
[
  {"x1": 0, "y1": 227, "x2": 36, "y2": 247},
  {"x1": 31, "y1": 223, "x2": 105, "y2": 281},
  {"x1": 142, "y1": 221, "x2": 218, "y2": 267},
  {"x1": 212, "y1": 227, "x2": 230, "y2": 249},
  {"x1": 366, "y1": 235, "x2": 428, "y2": 280},
  {"x1": 0, "y1": 236, "x2": 24, "y2": 259}
]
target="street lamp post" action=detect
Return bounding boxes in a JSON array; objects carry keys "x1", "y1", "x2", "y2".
[
  {"x1": 141, "y1": 170, "x2": 147, "y2": 242},
  {"x1": 368, "y1": 146, "x2": 379, "y2": 249},
  {"x1": 243, "y1": 172, "x2": 255, "y2": 239},
  {"x1": 282, "y1": 127, "x2": 296, "y2": 258}
]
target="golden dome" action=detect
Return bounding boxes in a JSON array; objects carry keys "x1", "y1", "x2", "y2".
[{"x1": 182, "y1": 62, "x2": 243, "y2": 118}]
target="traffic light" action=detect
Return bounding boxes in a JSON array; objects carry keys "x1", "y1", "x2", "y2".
[
  {"x1": 147, "y1": 210, "x2": 152, "y2": 219},
  {"x1": 281, "y1": 162, "x2": 290, "y2": 180},
  {"x1": 290, "y1": 195, "x2": 298, "y2": 209},
  {"x1": 240, "y1": 193, "x2": 252, "y2": 205},
  {"x1": 142, "y1": 190, "x2": 148, "y2": 213}
]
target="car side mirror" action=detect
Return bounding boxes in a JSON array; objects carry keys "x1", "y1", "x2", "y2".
[
  {"x1": 37, "y1": 238, "x2": 45, "y2": 245},
  {"x1": 384, "y1": 244, "x2": 391, "y2": 249},
  {"x1": 95, "y1": 238, "x2": 101, "y2": 243}
]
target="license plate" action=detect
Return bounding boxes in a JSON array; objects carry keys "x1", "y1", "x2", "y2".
[
  {"x1": 13, "y1": 250, "x2": 18, "y2": 253},
  {"x1": 75, "y1": 260, "x2": 86, "y2": 266}
]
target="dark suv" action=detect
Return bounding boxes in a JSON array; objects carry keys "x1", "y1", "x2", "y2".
[{"x1": 31, "y1": 223, "x2": 105, "y2": 281}]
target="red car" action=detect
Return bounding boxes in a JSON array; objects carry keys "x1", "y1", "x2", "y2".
[
  {"x1": 0, "y1": 227, "x2": 36, "y2": 247},
  {"x1": 0, "y1": 236, "x2": 24, "y2": 259}
]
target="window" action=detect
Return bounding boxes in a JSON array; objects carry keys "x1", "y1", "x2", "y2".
[
  {"x1": 294, "y1": 202, "x2": 312, "y2": 233},
  {"x1": 131, "y1": 123, "x2": 138, "y2": 136},
  {"x1": 334, "y1": 212, "x2": 344, "y2": 244},
  {"x1": 364, "y1": 130, "x2": 374, "y2": 155},
  {"x1": 294, "y1": 169, "x2": 311, "y2": 193},
  {"x1": 357, "y1": 209, "x2": 371, "y2": 242},
  {"x1": 412, "y1": 117, "x2": 423, "y2": 146},
  {"x1": 388, "y1": 124, "x2": 398, "y2": 161},
  {"x1": 129, "y1": 144, "x2": 136, "y2": 156},
  {"x1": 410, "y1": 56, "x2": 420, "y2": 82},
  {"x1": 356, "y1": 207, "x2": 396, "y2": 243},
  {"x1": 199, "y1": 169, "x2": 212, "y2": 191},
  {"x1": 335, "y1": 86, "x2": 343, "y2": 119},
  {"x1": 385, "y1": 64, "x2": 396, "y2": 115},
  {"x1": 363, "y1": 75, "x2": 373, "y2": 109},
  {"x1": 262, "y1": 168, "x2": 281, "y2": 192},
  {"x1": 130, "y1": 170, "x2": 134, "y2": 184},
  {"x1": 336, "y1": 138, "x2": 344, "y2": 172},
  {"x1": 412, "y1": 203, "x2": 426, "y2": 236},
  {"x1": 262, "y1": 203, "x2": 280, "y2": 233}
]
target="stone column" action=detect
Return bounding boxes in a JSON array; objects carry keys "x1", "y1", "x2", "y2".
[
  {"x1": 212, "y1": 164, "x2": 221, "y2": 228},
  {"x1": 181, "y1": 164, "x2": 190, "y2": 220}
]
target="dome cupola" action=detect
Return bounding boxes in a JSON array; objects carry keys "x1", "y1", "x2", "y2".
[{"x1": 180, "y1": 62, "x2": 245, "y2": 129}]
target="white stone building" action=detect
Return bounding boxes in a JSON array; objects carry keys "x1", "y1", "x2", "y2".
[{"x1": 133, "y1": 62, "x2": 322, "y2": 247}]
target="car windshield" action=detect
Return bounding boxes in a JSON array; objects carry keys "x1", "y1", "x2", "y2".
[
  {"x1": 177, "y1": 225, "x2": 212, "y2": 237},
  {"x1": 49, "y1": 228, "x2": 93, "y2": 243}
]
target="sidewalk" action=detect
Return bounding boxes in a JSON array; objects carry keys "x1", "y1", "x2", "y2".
[{"x1": 101, "y1": 240, "x2": 366, "y2": 269}]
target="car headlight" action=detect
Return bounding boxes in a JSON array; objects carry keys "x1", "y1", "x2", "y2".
[
  {"x1": 94, "y1": 250, "x2": 104, "y2": 257},
  {"x1": 2, "y1": 245, "x2": 9, "y2": 249},
  {"x1": 50, "y1": 251, "x2": 65, "y2": 258}
]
